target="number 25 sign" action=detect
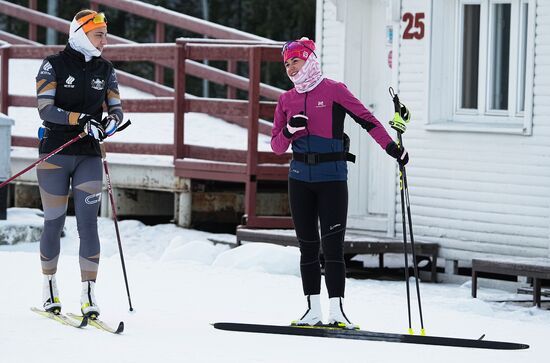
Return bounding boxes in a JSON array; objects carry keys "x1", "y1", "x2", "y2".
[{"x1": 402, "y1": 12, "x2": 425, "y2": 40}]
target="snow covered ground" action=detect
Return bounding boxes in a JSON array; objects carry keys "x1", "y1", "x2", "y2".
[
  {"x1": 0, "y1": 208, "x2": 548, "y2": 362},
  {"x1": 3, "y1": 56, "x2": 548, "y2": 362}
]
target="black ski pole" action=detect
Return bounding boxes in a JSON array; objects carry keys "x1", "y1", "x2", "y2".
[
  {"x1": 100, "y1": 121, "x2": 134, "y2": 312},
  {"x1": 388, "y1": 87, "x2": 425, "y2": 335},
  {"x1": 401, "y1": 148, "x2": 425, "y2": 335}
]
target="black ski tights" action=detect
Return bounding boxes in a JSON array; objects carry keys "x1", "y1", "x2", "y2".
[{"x1": 288, "y1": 178, "x2": 348, "y2": 298}]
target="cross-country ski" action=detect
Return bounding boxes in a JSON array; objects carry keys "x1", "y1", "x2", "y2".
[
  {"x1": 67, "y1": 313, "x2": 124, "y2": 334},
  {"x1": 212, "y1": 322, "x2": 529, "y2": 350},
  {"x1": 30, "y1": 307, "x2": 87, "y2": 329}
]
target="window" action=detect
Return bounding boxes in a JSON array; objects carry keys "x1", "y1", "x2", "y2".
[
  {"x1": 517, "y1": 2, "x2": 529, "y2": 112},
  {"x1": 429, "y1": 0, "x2": 535, "y2": 134},
  {"x1": 460, "y1": 4, "x2": 481, "y2": 110},
  {"x1": 488, "y1": 3, "x2": 511, "y2": 111}
]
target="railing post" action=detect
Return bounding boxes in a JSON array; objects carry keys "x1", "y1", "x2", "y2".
[
  {"x1": 155, "y1": 22, "x2": 165, "y2": 84},
  {"x1": 226, "y1": 60, "x2": 237, "y2": 99},
  {"x1": 174, "y1": 41, "x2": 186, "y2": 161},
  {"x1": 28, "y1": 0, "x2": 37, "y2": 41},
  {"x1": 244, "y1": 46, "x2": 261, "y2": 224},
  {"x1": 0, "y1": 46, "x2": 10, "y2": 115}
]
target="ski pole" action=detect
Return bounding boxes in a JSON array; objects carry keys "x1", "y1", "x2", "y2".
[
  {"x1": 388, "y1": 87, "x2": 425, "y2": 336},
  {"x1": 0, "y1": 131, "x2": 87, "y2": 189},
  {"x1": 401, "y1": 149, "x2": 425, "y2": 335},
  {"x1": 100, "y1": 125, "x2": 134, "y2": 312}
]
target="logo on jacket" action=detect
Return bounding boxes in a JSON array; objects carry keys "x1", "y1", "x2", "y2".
[
  {"x1": 39, "y1": 64, "x2": 52, "y2": 76},
  {"x1": 64, "y1": 75, "x2": 75, "y2": 88},
  {"x1": 91, "y1": 78, "x2": 105, "y2": 91},
  {"x1": 42, "y1": 62, "x2": 52, "y2": 72},
  {"x1": 316, "y1": 100, "x2": 326, "y2": 108}
]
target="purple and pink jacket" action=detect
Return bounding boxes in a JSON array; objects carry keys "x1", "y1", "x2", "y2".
[{"x1": 271, "y1": 78, "x2": 394, "y2": 182}]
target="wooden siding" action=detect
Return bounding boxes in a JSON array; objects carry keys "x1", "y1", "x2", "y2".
[{"x1": 396, "y1": 0, "x2": 550, "y2": 260}]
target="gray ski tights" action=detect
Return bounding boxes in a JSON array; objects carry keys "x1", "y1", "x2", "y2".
[{"x1": 37, "y1": 154, "x2": 102, "y2": 281}]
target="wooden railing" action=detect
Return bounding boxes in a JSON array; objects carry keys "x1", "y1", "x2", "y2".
[
  {"x1": 0, "y1": 0, "x2": 284, "y2": 101},
  {"x1": 15, "y1": 0, "x2": 279, "y2": 97},
  {"x1": 0, "y1": 1, "x2": 292, "y2": 228},
  {"x1": 0, "y1": 42, "x2": 177, "y2": 155},
  {"x1": 174, "y1": 39, "x2": 292, "y2": 228},
  {"x1": 87, "y1": 0, "x2": 272, "y2": 87},
  {"x1": 0, "y1": 40, "x2": 292, "y2": 227}
]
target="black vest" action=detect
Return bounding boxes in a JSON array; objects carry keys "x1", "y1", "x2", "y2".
[{"x1": 39, "y1": 45, "x2": 113, "y2": 156}]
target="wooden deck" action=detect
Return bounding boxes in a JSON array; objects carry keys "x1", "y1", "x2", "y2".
[
  {"x1": 472, "y1": 257, "x2": 550, "y2": 307},
  {"x1": 236, "y1": 227, "x2": 439, "y2": 282}
]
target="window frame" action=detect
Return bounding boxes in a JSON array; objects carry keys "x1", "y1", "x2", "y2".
[{"x1": 427, "y1": 0, "x2": 535, "y2": 135}]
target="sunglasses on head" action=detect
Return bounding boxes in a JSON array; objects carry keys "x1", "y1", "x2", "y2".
[
  {"x1": 281, "y1": 40, "x2": 316, "y2": 57},
  {"x1": 74, "y1": 12, "x2": 107, "y2": 33}
]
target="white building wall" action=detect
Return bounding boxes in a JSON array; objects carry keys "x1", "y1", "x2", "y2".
[
  {"x1": 318, "y1": 0, "x2": 550, "y2": 262},
  {"x1": 532, "y1": 1, "x2": 550, "y2": 258},
  {"x1": 398, "y1": 0, "x2": 550, "y2": 261}
]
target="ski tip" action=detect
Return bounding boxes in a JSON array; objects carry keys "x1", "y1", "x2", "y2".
[
  {"x1": 212, "y1": 322, "x2": 229, "y2": 328},
  {"x1": 115, "y1": 321, "x2": 124, "y2": 334},
  {"x1": 212, "y1": 322, "x2": 228, "y2": 330}
]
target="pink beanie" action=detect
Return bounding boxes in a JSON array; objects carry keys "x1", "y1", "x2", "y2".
[{"x1": 282, "y1": 37, "x2": 316, "y2": 62}]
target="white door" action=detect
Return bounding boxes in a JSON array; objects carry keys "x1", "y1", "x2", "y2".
[{"x1": 344, "y1": 0, "x2": 395, "y2": 233}]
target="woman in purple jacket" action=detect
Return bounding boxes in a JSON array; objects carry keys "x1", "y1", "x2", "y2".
[{"x1": 271, "y1": 38, "x2": 408, "y2": 329}]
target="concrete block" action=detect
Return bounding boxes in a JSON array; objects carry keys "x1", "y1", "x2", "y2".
[{"x1": 175, "y1": 189, "x2": 191, "y2": 228}]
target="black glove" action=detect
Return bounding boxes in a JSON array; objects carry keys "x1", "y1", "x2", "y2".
[
  {"x1": 289, "y1": 114, "x2": 308, "y2": 128},
  {"x1": 78, "y1": 114, "x2": 105, "y2": 141},
  {"x1": 385, "y1": 141, "x2": 409, "y2": 166},
  {"x1": 283, "y1": 114, "x2": 308, "y2": 138},
  {"x1": 77, "y1": 113, "x2": 93, "y2": 128}
]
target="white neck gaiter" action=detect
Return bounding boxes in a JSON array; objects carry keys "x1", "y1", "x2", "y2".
[
  {"x1": 68, "y1": 17, "x2": 101, "y2": 62},
  {"x1": 289, "y1": 55, "x2": 324, "y2": 94}
]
